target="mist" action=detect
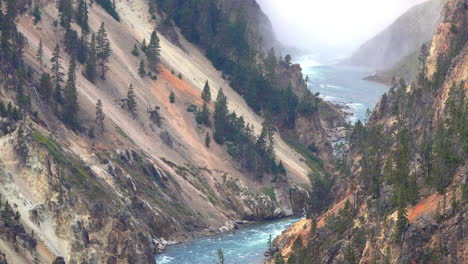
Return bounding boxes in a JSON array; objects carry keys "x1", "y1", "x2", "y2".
[{"x1": 257, "y1": 0, "x2": 427, "y2": 61}]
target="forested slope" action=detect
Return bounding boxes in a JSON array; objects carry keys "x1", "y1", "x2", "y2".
[{"x1": 270, "y1": 0, "x2": 467, "y2": 263}]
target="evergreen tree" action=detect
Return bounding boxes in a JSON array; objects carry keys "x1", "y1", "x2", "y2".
[
  {"x1": 394, "y1": 195, "x2": 408, "y2": 241},
  {"x1": 95, "y1": 0, "x2": 120, "y2": 21},
  {"x1": 146, "y1": 30, "x2": 161, "y2": 71},
  {"x1": 126, "y1": 84, "x2": 137, "y2": 118},
  {"x1": 96, "y1": 23, "x2": 112, "y2": 79},
  {"x1": 265, "y1": 48, "x2": 277, "y2": 76},
  {"x1": 36, "y1": 39, "x2": 44, "y2": 69},
  {"x1": 16, "y1": 82, "x2": 31, "y2": 111},
  {"x1": 39, "y1": 73, "x2": 53, "y2": 101},
  {"x1": 95, "y1": 99, "x2": 105, "y2": 133},
  {"x1": 281, "y1": 84, "x2": 298, "y2": 128},
  {"x1": 205, "y1": 132, "x2": 211, "y2": 148},
  {"x1": 57, "y1": 0, "x2": 73, "y2": 29},
  {"x1": 138, "y1": 59, "x2": 146, "y2": 77},
  {"x1": 169, "y1": 91, "x2": 175, "y2": 104},
  {"x1": 50, "y1": 44, "x2": 65, "y2": 103},
  {"x1": 132, "y1": 43, "x2": 139, "y2": 56},
  {"x1": 201, "y1": 81, "x2": 211, "y2": 103},
  {"x1": 85, "y1": 33, "x2": 97, "y2": 82},
  {"x1": 141, "y1": 38, "x2": 147, "y2": 51},
  {"x1": 32, "y1": 1, "x2": 41, "y2": 24},
  {"x1": 76, "y1": 0, "x2": 89, "y2": 32},
  {"x1": 196, "y1": 102, "x2": 210, "y2": 126},
  {"x1": 407, "y1": 173, "x2": 419, "y2": 205},
  {"x1": 63, "y1": 57, "x2": 79, "y2": 128},
  {"x1": 77, "y1": 31, "x2": 89, "y2": 64},
  {"x1": 213, "y1": 88, "x2": 228, "y2": 144},
  {"x1": 284, "y1": 54, "x2": 292, "y2": 67},
  {"x1": 267, "y1": 234, "x2": 273, "y2": 256},
  {"x1": 392, "y1": 125, "x2": 410, "y2": 201}
]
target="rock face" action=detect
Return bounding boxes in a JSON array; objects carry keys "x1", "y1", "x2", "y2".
[{"x1": 349, "y1": 0, "x2": 445, "y2": 70}]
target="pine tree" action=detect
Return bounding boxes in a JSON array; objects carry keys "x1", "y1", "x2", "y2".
[
  {"x1": 132, "y1": 43, "x2": 139, "y2": 56},
  {"x1": 96, "y1": 23, "x2": 112, "y2": 79},
  {"x1": 196, "y1": 102, "x2": 210, "y2": 126},
  {"x1": 50, "y1": 43, "x2": 64, "y2": 103},
  {"x1": 394, "y1": 195, "x2": 408, "y2": 241},
  {"x1": 213, "y1": 88, "x2": 228, "y2": 144},
  {"x1": 39, "y1": 73, "x2": 53, "y2": 101},
  {"x1": 95, "y1": 99, "x2": 105, "y2": 133},
  {"x1": 201, "y1": 81, "x2": 211, "y2": 103},
  {"x1": 126, "y1": 84, "x2": 137, "y2": 118},
  {"x1": 169, "y1": 91, "x2": 175, "y2": 104},
  {"x1": 205, "y1": 132, "x2": 211, "y2": 148},
  {"x1": 32, "y1": 1, "x2": 41, "y2": 24},
  {"x1": 57, "y1": 0, "x2": 73, "y2": 29},
  {"x1": 36, "y1": 39, "x2": 44, "y2": 69},
  {"x1": 141, "y1": 38, "x2": 147, "y2": 51},
  {"x1": 77, "y1": 31, "x2": 89, "y2": 64},
  {"x1": 85, "y1": 33, "x2": 97, "y2": 82},
  {"x1": 407, "y1": 173, "x2": 419, "y2": 205},
  {"x1": 146, "y1": 30, "x2": 161, "y2": 71},
  {"x1": 63, "y1": 57, "x2": 79, "y2": 128},
  {"x1": 16, "y1": 82, "x2": 31, "y2": 111},
  {"x1": 76, "y1": 0, "x2": 89, "y2": 32},
  {"x1": 138, "y1": 59, "x2": 146, "y2": 77},
  {"x1": 284, "y1": 54, "x2": 292, "y2": 67}
]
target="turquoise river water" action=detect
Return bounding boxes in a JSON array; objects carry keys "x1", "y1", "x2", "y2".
[
  {"x1": 156, "y1": 61, "x2": 389, "y2": 264},
  {"x1": 299, "y1": 58, "x2": 389, "y2": 123},
  {"x1": 156, "y1": 218, "x2": 301, "y2": 264}
]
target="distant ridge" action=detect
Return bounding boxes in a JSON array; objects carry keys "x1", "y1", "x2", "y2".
[{"x1": 349, "y1": 0, "x2": 445, "y2": 70}]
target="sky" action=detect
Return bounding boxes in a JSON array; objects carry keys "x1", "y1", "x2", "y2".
[{"x1": 256, "y1": 0, "x2": 427, "y2": 58}]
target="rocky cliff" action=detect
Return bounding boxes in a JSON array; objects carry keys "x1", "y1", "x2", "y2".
[{"x1": 270, "y1": 0, "x2": 467, "y2": 263}]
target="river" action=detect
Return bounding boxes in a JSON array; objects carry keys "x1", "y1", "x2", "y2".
[
  {"x1": 298, "y1": 57, "x2": 390, "y2": 123},
  {"x1": 156, "y1": 60, "x2": 389, "y2": 264},
  {"x1": 156, "y1": 218, "x2": 300, "y2": 264}
]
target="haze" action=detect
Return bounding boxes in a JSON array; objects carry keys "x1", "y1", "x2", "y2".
[{"x1": 257, "y1": 0, "x2": 427, "y2": 60}]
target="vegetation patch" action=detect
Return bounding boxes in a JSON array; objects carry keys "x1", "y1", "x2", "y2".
[
  {"x1": 262, "y1": 187, "x2": 276, "y2": 201},
  {"x1": 32, "y1": 129, "x2": 105, "y2": 200},
  {"x1": 282, "y1": 136, "x2": 325, "y2": 175},
  {"x1": 115, "y1": 126, "x2": 135, "y2": 144}
]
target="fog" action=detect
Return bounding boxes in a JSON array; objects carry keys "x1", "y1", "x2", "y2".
[{"x1": 257, "y1": 0, "x2": 427, "y2": 60}]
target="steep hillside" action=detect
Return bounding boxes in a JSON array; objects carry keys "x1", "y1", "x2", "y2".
[
  {"x1": 219, "y1": 0, "x2": 281, "y2": 52},
  {"x1": 0, "y1": 0, "x2": 344, "y2": 263},
  {"x1": 364, "y1": 48, "x2": 420, "y2": 85},
  {"x1": 270, "y1": 0, "x2": 467, "y2": 263},
  {"x1": 349, "y1": 0, "x2": 445, "y2": 70}
]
